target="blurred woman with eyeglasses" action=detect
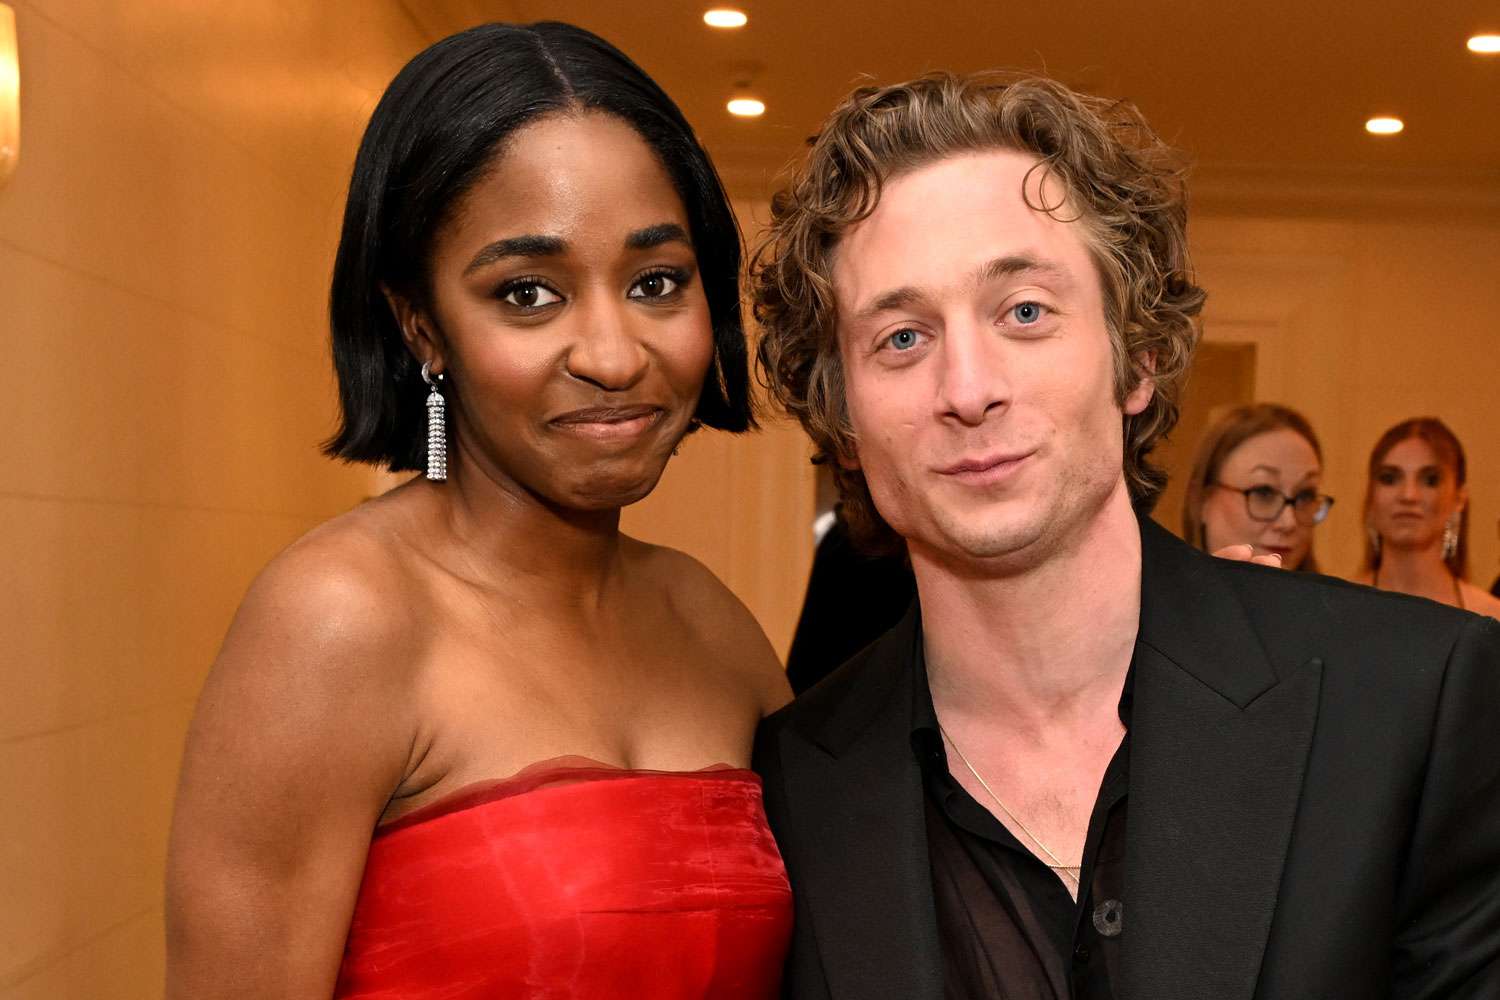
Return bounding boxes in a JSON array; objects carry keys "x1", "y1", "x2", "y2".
[
  {"x1": 1182, "y1": 403, "x2": 1333, "y2": 572},
  {"x1": 1355, "y1": 417, "x2": 1500, "y2": 618}
]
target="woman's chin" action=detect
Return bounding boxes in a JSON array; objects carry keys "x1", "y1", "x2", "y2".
[{"x1": 560, "y1": 464, "x2": 671, "y2": 512}]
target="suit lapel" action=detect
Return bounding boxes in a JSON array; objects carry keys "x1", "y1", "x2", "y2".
[
  {"x1": 1123, "y1": 521, "x2": 1323, "y2": 1000},
  {"x1": 778, "y1": 606, "x2": 944, "y2": 1000}
]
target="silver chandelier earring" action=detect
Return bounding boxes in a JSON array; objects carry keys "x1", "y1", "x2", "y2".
[
  {"x1": 1367, "y1": 524, "x2": 1382, "y2": 560},
  {"x1": 1441, "y1": 514, "x2": 1459, "y2": 562},
  {"x1": 422, "y1": 361, "x2": 447, "y2": 482}
]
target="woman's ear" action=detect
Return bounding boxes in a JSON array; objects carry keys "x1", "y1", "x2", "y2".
[{"x1": 382, "y1": 284, "x2": 446, "y2": 374}]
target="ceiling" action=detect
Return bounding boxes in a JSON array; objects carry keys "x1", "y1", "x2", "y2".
[{"x1": 407, "y1": 0, "x2": 1500, "y2": 209}]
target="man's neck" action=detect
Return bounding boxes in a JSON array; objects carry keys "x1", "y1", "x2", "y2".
[{"x1": 915, "y1": 486, "x2": 1142, "y2": 737}]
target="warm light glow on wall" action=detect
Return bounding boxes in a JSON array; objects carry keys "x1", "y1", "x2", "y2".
[
  {"x1": 0, "y1": 3, "x2": 18, "y2": 188},
  {"x1": 1468, "y1": 34, "x2": 1500, "y2": 54},
  {"x1": 1365, "y1": 116, "x2": 1404, "y2": 136}
]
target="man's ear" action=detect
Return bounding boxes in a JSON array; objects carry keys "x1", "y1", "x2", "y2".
[
  {"x1": 382, "y1": 284, "x2": 446, "y2": 374},
  {"x1": 1123, "y1": 349, "x2": 1156, "y2": 417},
  {"x1": 831, "y1": 428, "x2": 862, "y2": 471}
]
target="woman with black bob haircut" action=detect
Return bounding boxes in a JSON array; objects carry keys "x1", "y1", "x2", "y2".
[
  {"x1": 165, "y1": 22, "x2": 792, "y2": 1000},
  {"x1": 329, "y1": 21, "x2": 753, "y2": 464}
]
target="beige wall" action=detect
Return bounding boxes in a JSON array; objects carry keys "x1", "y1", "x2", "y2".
[
  {"x1": 0, "y1": 3, "x2": 425, "y2": 997},
  {"x1": 1178, "y1": 209, "x2": 1500, "y2": 583}
]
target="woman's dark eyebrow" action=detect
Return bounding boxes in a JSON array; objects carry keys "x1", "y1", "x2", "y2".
[
  {"x1": 465, "y1": 234, "x2": 567, "y2": 274},
  {"x1": 626, "y1": 222, "x2": 690, "y2": 250}
]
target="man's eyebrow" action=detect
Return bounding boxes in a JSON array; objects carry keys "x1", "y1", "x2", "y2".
[
  {"x1": 975, "y1": 253, "x2": 1071, "y2": 285},
  {"x1": 856, "y1": 285, "x2": 926, "y2": 321},
  {"x1": 464, "y1": 234, "x2": 567, "y2": 274},
  {"x1": 853, "y1": 253, "x2": 1072, "y2": 322},
  {"x1": 626, "y1": 222, "x2": 691, "y2": 250}
]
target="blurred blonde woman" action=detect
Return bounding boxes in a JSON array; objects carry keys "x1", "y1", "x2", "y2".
[
  {"x1": 1356, "y1": 417, "x2": 1500, "y2": 618},
  {"x1": 1182, "y1": 403, "x2": 1333, "y2": 571}
]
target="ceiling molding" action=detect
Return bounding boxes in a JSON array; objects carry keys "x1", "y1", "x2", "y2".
[
  {"x1": 717, "y1": 151, "x2": 1500, "y2": 224},
  {"x1": 1189, "y1": 162, "x2": 1500, "y2": 223}
]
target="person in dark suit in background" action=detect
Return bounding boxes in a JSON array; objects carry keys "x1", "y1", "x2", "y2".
[
  {"x1": 752, "y1": 70, "x2": 1500, "y2": 999},
  {"x1": 785, "y1": 509, "x2": 915, "y2": 694}
]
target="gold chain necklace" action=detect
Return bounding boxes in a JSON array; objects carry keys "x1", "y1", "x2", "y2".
[{"x1": 937, "y1": 722, "x2": 1082, "y2": 888}]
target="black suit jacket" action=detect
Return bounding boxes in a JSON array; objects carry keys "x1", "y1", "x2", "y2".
[{"x1": 755, "y1": 519, "x2": 1500, "y2": 1000}]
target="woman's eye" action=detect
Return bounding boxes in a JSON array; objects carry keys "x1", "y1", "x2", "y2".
[
  {"x1": 886, "y1": 328, "x2": 922, "y2": 351},
  {"x1": 500, "y1": 282, "x2": 562, "y2": 309},
  {"x1": 1247, "y1": 486, "x2": 1281, "y2": 503},
  {"x1": 629, "y1": 271, "x2": 682, "y2": 299},
  {"x1": 1377, "y1": 470, "x2": 1399, "y2": 486},
  {"x1": 1011, "y1": 301, "x2": 1046, "y2": 324},
  {"x1": 1421, "y1": 472, "x2": 1442, "y2": 487}
]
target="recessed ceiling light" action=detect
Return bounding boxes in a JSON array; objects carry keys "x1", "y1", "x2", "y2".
[
  {"x1": 1468, "y1": 34, "x2": 1500, "y2": 54},
  {"x1": 704, "y1": 9, "x2": 748, "y2": 29},
  {"x1": 727, "y1": 97, "x2": 765, "y2": 118},
  {"x1": 1365, "y1": 116, "x2": 1404, "y2": 136}
]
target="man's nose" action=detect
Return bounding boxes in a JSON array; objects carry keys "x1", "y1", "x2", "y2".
[
  {"x1": 937, "y1": 320, "x2": 1011, "y2": 426},
  {"x1": 565, "y1": 300, "x2": 649, "y2": 392}
]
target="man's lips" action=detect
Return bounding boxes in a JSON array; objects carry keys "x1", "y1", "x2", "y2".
[{"x1": 934, "y1": 450, "x2": 1035, "y2": 482}]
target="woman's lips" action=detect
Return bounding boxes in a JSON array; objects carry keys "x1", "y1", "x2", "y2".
[{"x1": 550, "y1": 405, "x2": 665, "y2": 442}]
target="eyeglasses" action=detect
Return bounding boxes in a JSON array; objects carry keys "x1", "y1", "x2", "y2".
[{"x1": 1210, "y1": 483, "x2": 1335, "y2": 525}]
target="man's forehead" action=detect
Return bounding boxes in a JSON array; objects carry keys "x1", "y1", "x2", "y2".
[{"x1": 829, "y1": 151, "x2": 1095, "y2": 307}]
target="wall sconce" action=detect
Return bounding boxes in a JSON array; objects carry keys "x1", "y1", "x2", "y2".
[{"x1": 0, "y1": 3, "x2": 17, "y2": 188}]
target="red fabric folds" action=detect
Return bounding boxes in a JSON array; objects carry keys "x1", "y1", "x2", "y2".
[{"x1": 334, "y1": 758, "x2": 793, "y2": 999}]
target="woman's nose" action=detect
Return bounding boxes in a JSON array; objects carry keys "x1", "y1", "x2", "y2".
[{"x1": 565, "y1": 305, "x2": 649, "y2": 391}]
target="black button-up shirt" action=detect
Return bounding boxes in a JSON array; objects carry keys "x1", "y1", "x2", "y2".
[{"x1": 912, "y1": 649, "x2": 1131, "y2": 1000}]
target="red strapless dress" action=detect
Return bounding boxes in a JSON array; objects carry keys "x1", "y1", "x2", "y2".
[{"x1": 333, "y1": 758, "x2": 792, "y2": 999}]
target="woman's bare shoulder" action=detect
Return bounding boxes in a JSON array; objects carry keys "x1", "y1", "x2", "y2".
[
  {"x1": 1460, "y1": 581, "x2": 1500, "y2": 621},
  {"x1": 627, "y1": 539, "x2": 791, "y2": 713},
  {"x1": 216, "y1": 496, "x2": 431, "y2": 699}
]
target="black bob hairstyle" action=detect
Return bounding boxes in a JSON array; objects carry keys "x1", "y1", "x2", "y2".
[{"x1": 324, "y1": 21, "x2": 755, "y2": 472}]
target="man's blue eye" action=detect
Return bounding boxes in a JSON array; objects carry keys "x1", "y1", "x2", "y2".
[
  {"x1": 1013, "y1": 302, "x2": 1044, "y2": 324},
  {"x1": 889, "y1": 329, "x2": 920, "y2": 350}
]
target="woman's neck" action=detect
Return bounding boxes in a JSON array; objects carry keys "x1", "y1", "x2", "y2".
[
  {"x1": 414, "y1": 453, "x2": 630, "y2": 611},
  {"x1": 1374, "y1": 542, "x2": 1459, "y2": 606}
]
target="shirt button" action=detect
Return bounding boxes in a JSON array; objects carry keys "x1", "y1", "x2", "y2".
[
  {"x1": 1073, "y1": 943, "x2": 1091, "y2": 963},
  {"x1": 1092, "y1": 898, "x2": 1124, "y2": 938}
]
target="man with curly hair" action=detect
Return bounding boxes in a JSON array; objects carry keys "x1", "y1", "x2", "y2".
[{"x1": 752, "y1": 72, "x2": 1500, "y2": 1000}]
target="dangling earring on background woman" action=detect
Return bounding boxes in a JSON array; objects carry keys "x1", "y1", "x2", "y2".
[{"x1": 1441, "y1": 512, "x2": 1459, "y2": 563}]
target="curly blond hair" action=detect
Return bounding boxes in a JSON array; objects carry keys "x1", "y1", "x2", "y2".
[{"x1": 753, "y1": 72, "x2": 1205, "y2": 552}]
